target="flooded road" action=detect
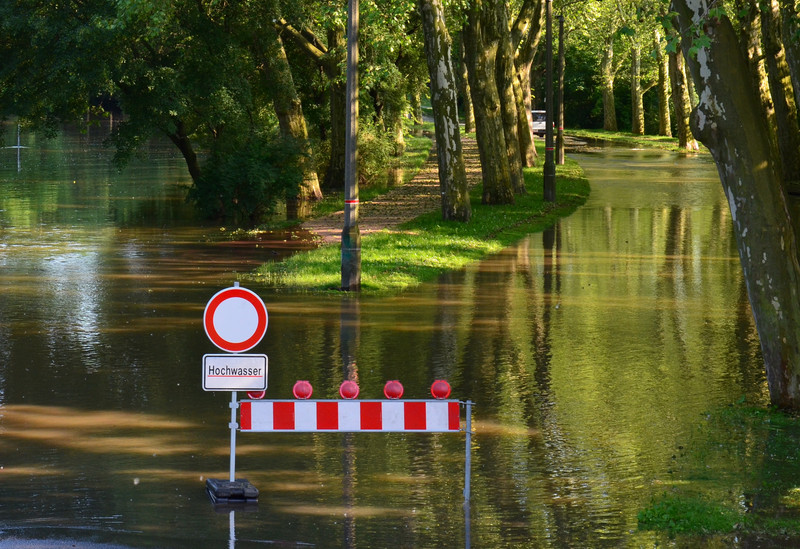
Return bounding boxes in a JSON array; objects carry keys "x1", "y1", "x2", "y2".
[{"x1": 0, "y1": 130, "x2": 766, "y2": 547}]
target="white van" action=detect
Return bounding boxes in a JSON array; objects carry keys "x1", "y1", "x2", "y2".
[{"x1": 531, "y1": 110, "x2": 546, "y2": 136}]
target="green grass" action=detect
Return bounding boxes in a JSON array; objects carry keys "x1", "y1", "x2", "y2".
[
  {"x1": 248, "y1": 150, "x2": 589, "y2": 293},
  {"x1": 637, "y1": 403, "x2": 800, "y2": 542},
  {"x1": 566, "y1": 127, "x2": 707, "y2": 153},
  {"x1": 306, "y1": 131, "x2": 434, "y2": 219},
  {"x1": 638, "y1": 494, "x2": 740, "y2": 536}
]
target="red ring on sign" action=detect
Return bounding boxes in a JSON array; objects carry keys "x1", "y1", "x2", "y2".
[{"x1": 204, "y1": 287, "x2": 268, "y2": 352}]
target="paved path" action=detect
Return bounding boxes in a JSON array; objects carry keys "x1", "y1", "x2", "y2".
[{"x1": 302, "y1": 135, "x2": 482, "y2": 244}]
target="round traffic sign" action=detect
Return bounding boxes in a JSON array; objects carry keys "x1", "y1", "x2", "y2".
[{"x1": 204, "y1": 285, "x2": 268, "y2": 353}]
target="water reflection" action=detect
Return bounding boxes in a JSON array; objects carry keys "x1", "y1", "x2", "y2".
[{"x1": 0, "y1": 133, "x2": 769, "y2": 547}]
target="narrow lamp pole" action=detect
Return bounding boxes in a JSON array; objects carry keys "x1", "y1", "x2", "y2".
[
  {"x1": 556, "y1": 15, "x2": 565, "y2": 165},
  {"x1": 342, "y1": 0, "x2": 361, "y2": 291},
  {"x1": 543, "y1": 0, "x2": 556, "y2": 202}
]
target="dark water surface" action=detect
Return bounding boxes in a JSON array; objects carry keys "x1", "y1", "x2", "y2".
[{"x1": 0, "y1": 129, "x2": 767, "y2": 547}]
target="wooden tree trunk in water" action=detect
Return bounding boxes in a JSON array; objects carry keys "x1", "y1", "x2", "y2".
[
  {"x1": 630, "y1": 41, "x2": 644, "y2": 135},
  {"x1": 668, "y1": 46, "x2": 697, "y2": 150},
  {"x1": 654, "y1": 30, "x2": 671, "y2": 137},
  {"x1": 263, "y1": 29, "x2": 322, "y2": 219},
  {"x1": 673, "y1": 1, "x2": 800, "y2": 409},
  {"x1": 418, "y1": 0, "x2": 471, "y2": 221},
  {"x1": 601, "y1": 37, "x2": 618, "y2": 131},
  {"x1": 465, "y1": 0, "x2": 514, "y2": 205}
]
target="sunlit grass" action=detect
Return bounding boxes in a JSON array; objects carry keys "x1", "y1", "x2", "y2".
[
  {"x1": 566, "y1": 128, "x2": 708, "y2": 153},
  {"x1": 250, "y1": 154, "x2": 589, "y2": 293},
  {"x1": 638, "y1": 403, "x2": 800, "y2": 541}
]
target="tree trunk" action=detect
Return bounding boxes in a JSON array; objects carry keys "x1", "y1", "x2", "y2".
[
  {"x1": 493, "y1": 0, "x2": 526, "y2": 194},
  {"x1": 410, "y1": 91, "x2": 424, "y2": 137},
  {"x1": 780, "y1": 0, "x2": 800, "y2": 110},
  {"x1": 262, "y1": 29, "x2": 322, "y2": 219},
  {"x1": 167, "y1": 120, "x2": 201, "y2": 183},
  {"x1": 762, "y1": 0, "x2": 800, "y2": 194},
  {"x1": 668, "y1": 46, "x2": 698, "y2": 150},
  {"x1": 418, "y1": 0, "x2": 471, "y2": 221},
  {"x1": 654, "y1": 30, "x2": 671, "y2": 137},
  {"x1": 324, "y1": 26, "x2": 347, "y2": 191},
  {"x1": 601, "y1": 36, "x2": 618, "y2": 131},
  {"x1": 464, "y1": 0, "x2": 514, "y2": 205},
  {"x1": 458, "y1": 42, "x2": 475, "y2": 134},
  {"x1": 274, "y1": 19, "x2": 346, "y2": 192},
  {"x1": 512, "y1": 0, "x2": 544, "y2": 164},
  {"x1": 630, "y1": 41, "x2": 644, "y2": 135},
  {"x1": 673, "y1": 0, "x2": 800, "y2": 409}
]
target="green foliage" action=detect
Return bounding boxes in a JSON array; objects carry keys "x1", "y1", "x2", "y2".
[
  {"x1": 250, "y1": 151, "x2": 590, "y2": 293},
  {"x1": 638, "y1": 401, "x2": 800, "y2": 541},
  {"x1": 189, "y1": 135, "x2": 302, "y2": 225},
  {"x1": 638, "y1": 494, "x2": 739, "y2": 535},
  {"x1": 357, "y1": 119, "x2": 396, "y2": 186}
]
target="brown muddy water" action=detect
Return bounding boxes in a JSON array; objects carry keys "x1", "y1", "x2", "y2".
[{"x1": 0, "y1": 127, "x2": 770, "y2": 547}]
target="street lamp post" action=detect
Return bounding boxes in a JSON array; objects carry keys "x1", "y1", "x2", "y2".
[
  {"x1": 557, "y1": 15, "x2": 565, "y2": 165},
  {"x1": 342, "y1": 0, "x2": 361, "y2": 291}
]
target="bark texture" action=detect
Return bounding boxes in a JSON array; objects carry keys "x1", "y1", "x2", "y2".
[
  {"x1": 654, "y1": 30, "x2": 671, "y2": 137},
  {"x1": 673, "y1": 0, "x2": 800, "y2": 408},
  {"x1": 630, "y1": 41, "x2": 644, "y2": 135},
  {"x1": 418, "y1": 0, "x2": 471, "y2": 221},
  {"x1": 275, "y1": 19, "x2": 346, "y2": 191},
  {"x1": 262, "y1": 28, "x2": 322, "y2": 218},
  {"x1": 494, "y1": 0, "x2": 526, "y2": 194},
  {"x1": 668, "y1": 45, "x2": 698, "y2": 150},
  {"x1": 465, "y1": 0, "x2": 515, "y2": 205},
  {"x1": 601, "y1": 36, "x2": 618, "y2": 131}
]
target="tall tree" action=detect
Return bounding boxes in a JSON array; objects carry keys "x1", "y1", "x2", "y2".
[
  {"x1": 494, "y1": 0, "x2": 526, "y2": 194},
  {"x1": 275, "y1": 17, "x2": 348, "y2": 191},
  {"x1": 464, "y1": 0, "x2": 515, "y2": 205},
  {"x1": 259, "y1": 26, "x2": 323, "y2": 218},
  {"x1": 671, "y1": 0, "x2": 800, "y2": 408},
  {"x1": 418, "y1": 0, "x2": 472, "y2": 220},
  {"x1": 510, "y1": 0, "x2": 544, "y2": 167},
  {"x1": 654, "y1": 29, "x2": 671, "y2": 137},
  {"x1": 667, "y1": 43, "x2": 698, "y2": 150}
]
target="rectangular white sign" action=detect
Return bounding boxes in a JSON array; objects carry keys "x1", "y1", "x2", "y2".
[{"x1": 203, "y1": 354, "x2": 268, "y2": 391}]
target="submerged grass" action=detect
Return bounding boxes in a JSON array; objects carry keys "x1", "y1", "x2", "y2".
[
  {"x1": 249, "y1": 150, "x2": 589, "y2": 293},
  {"x1": 637, "y1": 402, "x2": 800, "y2": 542},
  {"x1": 566, "y1": 128, "x2": 707, "y2": 153}
]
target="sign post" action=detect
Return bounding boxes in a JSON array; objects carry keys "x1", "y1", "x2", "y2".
[{"x1": 203, "y1": 282, "x2": 268, "y2": 504}]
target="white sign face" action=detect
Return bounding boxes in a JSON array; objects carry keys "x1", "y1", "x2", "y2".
[
  {"x1": 203, "y1": 354, "x2": 268, "y2": 391},
  {"x1": 203, "y1": 286, "x2": 268, "y2": 353}
]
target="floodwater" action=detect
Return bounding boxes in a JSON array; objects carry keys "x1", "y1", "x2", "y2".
[{"x1": 0, "y1": 128, "x2": 768, "y2": 547}]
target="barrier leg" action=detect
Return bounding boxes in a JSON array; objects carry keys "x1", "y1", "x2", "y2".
[
  {"x1": 464, "y1": 400, "x2": 472, "y2": 503},
  {"x1": 230, "y1": 391, "x2": 237, "y2": 482}
]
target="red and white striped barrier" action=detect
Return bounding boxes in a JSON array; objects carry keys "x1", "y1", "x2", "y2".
[{"x1": 240, "y1": 399, "x2": 461, "y2": 433}]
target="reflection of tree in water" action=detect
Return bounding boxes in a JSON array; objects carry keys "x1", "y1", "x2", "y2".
[{"x1": 340, "y1": 296, "x2": 359, "y2": 549}]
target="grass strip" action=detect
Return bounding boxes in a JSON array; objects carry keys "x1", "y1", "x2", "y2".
[
  {"x1": 566, "y1": 128, "x2": 707, "y2": 153},
  {"x1": 249, "y1": 151, "x2": 589, "y2": 294}
]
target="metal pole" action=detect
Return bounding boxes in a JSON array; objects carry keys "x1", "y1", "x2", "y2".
[
  {"x1": 341, "y1": 0, "x2": 361, "y2": 291},
  {"x1": 229, "y1": 511, "x2": 236, "y2": 549},
  {"x1": 556, "y1": 15, "x2": 565, "y2": 165},
  {"x1": 463, "y1": 400, "x2": 472, "y2": 503},
  {"x1": 543, "y1": 0, "x2": 556, "y2": 202},
  {"x1": 229, "y1": 391, "x2": 238, "y2": 482}
]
